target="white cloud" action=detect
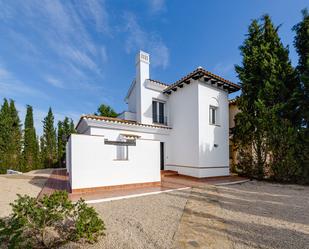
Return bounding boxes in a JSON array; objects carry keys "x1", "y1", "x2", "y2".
[
  {"x1": 74, "y1": 0, "x2": 110, "y2": 34},
  {"x1": 0, "y1": 66, "x2": 48, "y2": 99},
  {"x1": 149, "y1": 0, "x2": 166, "y2": 13},
  {"x1": 124, "y1": 12, "x2": 169, "y2": 69},
  {"x1": 45, "y1": 76, "x2": 64, "y2": 88}
]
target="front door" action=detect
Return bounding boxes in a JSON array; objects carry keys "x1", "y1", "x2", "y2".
[{"x1": 160, "y1": 142, "x2": 164, "y2": 170}]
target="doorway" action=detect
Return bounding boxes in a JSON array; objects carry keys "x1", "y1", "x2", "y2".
[{"x1": 160, "y1": 142, "x2": 164, "y2": 170}]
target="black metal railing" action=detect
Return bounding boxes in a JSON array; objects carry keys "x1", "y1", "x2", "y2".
[{"x1": 152, "y1": 114, "x2": 168, "y2": 125}]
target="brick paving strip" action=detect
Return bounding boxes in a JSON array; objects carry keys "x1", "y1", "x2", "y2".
[{"x1": 37, "y1": 169, "x2": 69, "y2": 199}]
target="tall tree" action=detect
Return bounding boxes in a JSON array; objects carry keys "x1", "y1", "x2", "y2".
[
  {"x1": 41, "y1": 108, "x2": 57, "y2": 168},
  {"x1": 95, "y1": 104, "x2": 118, "y2": 117},
  {"x1": 0, "y1": 99, "x2": 11, "y2": 173},
  {"x1": 233, "y1": 15, "x2": 299, "y2": 180},
  {"x1": 8, "y1": 100, "x2": 22, "y2": 171},
  {"x1": 57, "y1": 117, "x2": 75, "y2": 168},
  {"x1": 293, "y1": 8, "x2": 309, "y2": 183},
  {"x1": 293, "y1": 8, "x2": 309, "y2": 128},
  {"x1": 23, "y1": 105, "x2": 39, "y2": 171}
]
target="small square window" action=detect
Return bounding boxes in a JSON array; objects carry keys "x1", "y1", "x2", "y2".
[
  {"x1": 116, "y1": 145, "x2": 128, "y2": 160},
  {"x1": 209, "y1": 106, "x2": 218, "y2": 125}
]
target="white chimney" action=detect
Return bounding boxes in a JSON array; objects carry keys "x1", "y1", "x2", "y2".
[{"x1": 135, "y1": 50, "x2": 150, "y2": 123}]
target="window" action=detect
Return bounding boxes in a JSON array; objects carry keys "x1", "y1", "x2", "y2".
[
  {"x1": 116, "y1": 145, "x2": 128, "y2": 160},
  {"x1": 209, "y1": 106, "x2": 218, "y2": 125},
  {"x1": 152, "y1": 100, "x2": 166, "y2": 124}
]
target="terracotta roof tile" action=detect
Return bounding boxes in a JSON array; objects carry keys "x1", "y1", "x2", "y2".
[
  {"x1": 148, "y1": 79, "x2": 169, "y2": 87},
  {"x1": 164, "y1": 67, "x2": 241, "y2": 94},
  {"x1": 79, "y1": 115, "x2": 171, "y2": 129}
]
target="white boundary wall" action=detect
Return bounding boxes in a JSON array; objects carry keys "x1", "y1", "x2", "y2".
[{"x1": 67, "y1": 134, "x2": 160, "y2": 190}]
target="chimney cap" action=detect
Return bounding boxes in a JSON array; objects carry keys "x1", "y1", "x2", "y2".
[{"x1": 136, "y1": 50, "x2": 150, "y2": 64}]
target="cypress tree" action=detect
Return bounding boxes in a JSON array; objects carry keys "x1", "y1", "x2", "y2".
[
  {"x1": 0, "y1": 99, "x2": 11, "y2": 173},
  {"x1": 41, "y1": 108, "x2": 57, "y2": 168},
  {"x1": 8, "y1": 100, "x2": 22, "y2": 171},
  {"x1": 23, "y1": 105, "x2": 39, "y2": 171},
  {"x1": 234, "y1": 15, "x2": 300, "y2": 180},
  {"x1": 69, "y1": 119, "x2": 76, "y2": 134}
]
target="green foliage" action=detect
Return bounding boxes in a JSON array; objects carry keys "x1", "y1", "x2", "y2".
[
  {"x1": 233, "y1": 14, "x2": 304, "y2": 182},
  {"x1": 95, "y1": 104, "x2": 118, "y2": 117},
  {"x1": 23, "y1": 105, "x2": 40, "y2": 171},
  {"x1": 0, "y1": 191, "x2": 105, "y2": 248},
  {"x1": 57, "y1": 117, "x2": 75, "y2": 167},
  {"x1": 41, "y1": 107, "x2": 57, "y2": 168},
  {"x1": 293, "y1": 8, "x2": 309, "y2": 183},
  {"x1": 0, "y1": 99, "x2": 22, "y2": 173}
]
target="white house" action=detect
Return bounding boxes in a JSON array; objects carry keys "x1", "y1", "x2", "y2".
[{"x1": 66, "y1": 51, "x2": 240, "y2": 192}]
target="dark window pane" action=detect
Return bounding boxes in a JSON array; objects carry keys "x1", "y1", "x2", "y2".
[
  {"x1": 159, "y1": 102, "x2": 164, "y2": 123},
  {"x1": 152, "y1": 101, "x2": 157, "y2": 123},
  {"x1": 212, "y1": 108, "x2": 216, "y2": 124}
]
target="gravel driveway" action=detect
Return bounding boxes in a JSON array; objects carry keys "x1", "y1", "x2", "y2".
[
  {"x1": 1, "y1": 172, "x2": 308, "y2": 249},
  {"x1": 174, "y1": 181, "x2": 309, "y2": 249},
  {"x1": 64, "y1": 189, "x2": 190, "y2": 249}
]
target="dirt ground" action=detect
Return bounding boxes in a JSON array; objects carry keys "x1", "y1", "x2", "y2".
[{"x1": 0, "y1": 169, "x2": 52, "y2": 218}]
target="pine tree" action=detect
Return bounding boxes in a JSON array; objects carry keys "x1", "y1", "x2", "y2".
[
  {"x1": 234, "y1": 15, "x2": 300, "y2": 180},
  {"x1": 95, "y1": 104, "x2": 118, "y2": 117},
  {"x1": 23, "y1": 105, "x2": 39, "y2": 171},
  {"x1": 41, "y1": 108, "x2": 57, "y2": 168}
]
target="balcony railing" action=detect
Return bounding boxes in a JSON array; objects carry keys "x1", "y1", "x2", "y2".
[{"x1": 152, "y1": 114, "x2": 168, "y2": 126}]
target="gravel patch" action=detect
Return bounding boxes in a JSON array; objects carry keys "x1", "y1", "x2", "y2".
[
  {"x1": 0, "y1": 168, "x2": 53, "y2": 218},
  {"x1": 63, "y1": 189, "x2": 190, "y2": 249},
  {"x1": 173, "y1": 181, "x2": 309, "y2": 249}
]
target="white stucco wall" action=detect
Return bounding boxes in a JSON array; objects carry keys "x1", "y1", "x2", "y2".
[
  {"x1": 127, "y1": 82, "x2": 137, "y2": 114},
  {"x1": 68, "y1": 134, "x2": 160, "y2": 190},
  {"x1": 165, "y1": 80, "x2": 230, "y2": 177},
  {"x1": 197, "y1": 82, "x2": 229, "y2": 176},
  {"x1": 165, "y1": 81, "x2": 200, "y2": 176}
]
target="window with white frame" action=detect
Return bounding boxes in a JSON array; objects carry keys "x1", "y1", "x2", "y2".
[
  {"x1": 209, "y1": 106, "x2": 218, "y2": 125},
  {"x1": 152, "y1": 100, "x2": 166, "y2": 124}
]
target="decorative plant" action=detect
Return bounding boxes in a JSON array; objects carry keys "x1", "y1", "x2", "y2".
[{"x1": 0, "y1": 191, "x2": 105, "y2": 248}]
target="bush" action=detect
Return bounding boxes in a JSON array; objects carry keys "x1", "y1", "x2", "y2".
[{"x1": 0, "y1": 191, "x2": 105, "y2": 248}]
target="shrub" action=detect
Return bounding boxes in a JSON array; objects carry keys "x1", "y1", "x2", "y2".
[{"x1": 0, "y1": 191, "x2": 105, "y2": 248}]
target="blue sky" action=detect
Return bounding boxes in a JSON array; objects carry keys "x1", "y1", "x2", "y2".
[{"x1": 0, "y1": 0, "x2": 308, "y2": 134}]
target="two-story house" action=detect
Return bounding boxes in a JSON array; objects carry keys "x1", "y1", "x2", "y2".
[{"x1": 66, "y1": 51, "x2": 240, "y2": 192}]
